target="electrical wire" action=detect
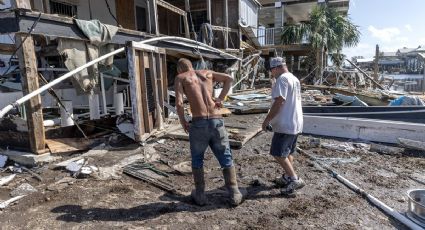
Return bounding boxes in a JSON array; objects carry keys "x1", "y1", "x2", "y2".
[
  {"x1": 0, "y1": 12, "x2": 42, "y2": 79},
  {"x1": 104, "y1": 0, "x2": 118, "y2": 25}
]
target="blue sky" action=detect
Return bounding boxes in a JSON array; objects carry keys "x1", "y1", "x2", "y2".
[{"x1": 342, "y1": 0, "x2": 425, "y2": 59}]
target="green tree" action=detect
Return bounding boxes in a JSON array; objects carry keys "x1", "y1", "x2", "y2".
[{"x1": 281, "y1": 5, "x2": 360, "y2": 79}]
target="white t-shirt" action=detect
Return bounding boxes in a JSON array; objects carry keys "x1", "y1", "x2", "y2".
[{"x1": 270, "y1": 72, "x2": 303, "y2": 134}]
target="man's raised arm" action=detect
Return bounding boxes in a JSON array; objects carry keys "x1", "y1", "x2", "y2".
[
  {"x1": 175, "y1": 77, "x2": 189, "y2": 132},
  {"x1": 211, "y1": 71, "x2": 233, "y2": 108}
]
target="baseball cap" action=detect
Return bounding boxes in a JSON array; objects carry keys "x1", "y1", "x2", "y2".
[{"x1": 268, "y1": 57, "x2": 286, "y2": 70}]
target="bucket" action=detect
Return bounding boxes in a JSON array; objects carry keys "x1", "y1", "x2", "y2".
[{"x1": 406, "y1": 189, "x2": 425, "y2": 227}]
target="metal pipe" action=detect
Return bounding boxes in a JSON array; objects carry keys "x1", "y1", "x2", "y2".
[
  {"x1": 0, "y1": 36, "x2": 240, "y2": 118},
  {"x1": 297, "y1": 147, "x2": 422, "y2": 230},
  {"x1": 100, "y1": 73, "x2": 108, "y2": 115}
]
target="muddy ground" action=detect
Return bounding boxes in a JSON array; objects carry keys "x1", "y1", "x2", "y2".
[{"x1": 0, "y1": 114, "x2": 424, "y2": 229}]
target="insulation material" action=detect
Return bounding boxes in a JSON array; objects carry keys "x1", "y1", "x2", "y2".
[{"x1": 57, "y1": 20, "x2": 118, "y2": 94}]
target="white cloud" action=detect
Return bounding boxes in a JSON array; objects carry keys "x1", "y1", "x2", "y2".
[
  {"x1": 405, "y1": 24, "x2": 412, "y2": 31},
  {"x1": 368, "y1": 26, "x2": 400, "y2": 42}
]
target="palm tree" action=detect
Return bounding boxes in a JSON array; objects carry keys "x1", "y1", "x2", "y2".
[{"x1": 281, "y1": 5, "x2": 360, "y2": 82}]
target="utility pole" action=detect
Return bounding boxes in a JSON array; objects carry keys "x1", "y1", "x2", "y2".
[{"x1": 373, "y1": 44, "x2": 380, "y2": 88}]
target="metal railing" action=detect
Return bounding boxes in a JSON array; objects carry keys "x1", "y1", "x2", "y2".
[
  {"x1": 258, "y1": 27, "x2": 310, "y2": 46},
  {"x1": 258, "y1": 27, "x2": 276, "y2": 46}
]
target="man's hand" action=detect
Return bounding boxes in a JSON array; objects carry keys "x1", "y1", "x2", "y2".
[
  {"x1": 182, "y1": 121, "x2": 190, "y2": 133},
  {"x1": 214, "y1": 98, "x2": 223, "y2": 109},
  {"x1": 262, "y1": 120, "x2": 270, "y2": 132}
]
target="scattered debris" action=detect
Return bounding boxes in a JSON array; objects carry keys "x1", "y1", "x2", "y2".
[
  {"x1": 0, "y1": 155, "x2": 7, "y2": 168},
  {"x1": 46, "y1": 138, "x2": 100, "y2": 154},
  {"x1": 0, "y1": 195, "x2": 26, "y2": 209},
  {"x1": 398, "y1": 138, "x2": 425, "y2": 152},
  {"x1": 54, "y1": 144, "x2": 108, "y2": 168},
  {"x1": 166, "y1": 124, "x2": 262, "y2": 148},
  {"x1": 313, "y1": 156, "x2": 361, "y2": 165},
  {"x1": 307, "y1": 137, "x2": 321, "y2": 148},
  {"x1": 0, "y1": 174, "x2": 16, "y2": 186},
  {"x1": 321, "y1": 142, "x2": 355, "y2": 152},
  {"x1": 65, "y1": 158, "x2": 98, "y2": 177},
  {"x1": 172, "y1": 161, "x2": 192, "y2": 175},
  {"x1": 123, "y1": 163, "x2": 176, "y2": 194},
  {"x1": 370, "y1": 143, "x2": 404, "y2": 155},
  {"x1": 21, "y1": 166, "x2": 43, "y2": 182},
  {"x1": 10, "y1": 183, "x2": 37, "y2": 197},
  {"x1": 47, "y1": 177, "x2": 77, "y2": 191}
]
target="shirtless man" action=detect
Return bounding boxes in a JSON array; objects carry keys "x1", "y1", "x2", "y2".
[{"x1": 175, "y1": 58, "x2": 243, "y2": 206}]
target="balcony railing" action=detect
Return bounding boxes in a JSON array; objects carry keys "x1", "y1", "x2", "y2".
[
  {"x1": 258, "y1": 27, "x2": 276, "y2": 46},
  {"x1": 258, "y1": 27, "x2": 310, "y2": 46}
]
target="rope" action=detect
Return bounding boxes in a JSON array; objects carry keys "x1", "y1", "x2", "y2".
[{"x1": 104, "y1": 0, "x2": 118, "y2": 26}]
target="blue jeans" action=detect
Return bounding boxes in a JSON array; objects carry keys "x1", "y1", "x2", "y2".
[{"x1": 189, "y1": 118, "x2": 233, "y2": 169}]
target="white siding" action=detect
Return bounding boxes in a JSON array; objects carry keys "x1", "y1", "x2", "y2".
[{"x1": 240, "y1": 0, "x2": 258, "y2": 28}]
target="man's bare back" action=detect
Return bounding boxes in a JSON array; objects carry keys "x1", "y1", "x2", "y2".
[
  {"x1": 176, "y1": 70, "x2": 218, "y2": 118},
  {"x1": 175, "y1": 58, "x2": 233, "y2": 132}
]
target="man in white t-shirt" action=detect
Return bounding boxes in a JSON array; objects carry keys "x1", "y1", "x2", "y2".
[{"x1": 262, "y1": 57, "x2": 305, "y2": 196}]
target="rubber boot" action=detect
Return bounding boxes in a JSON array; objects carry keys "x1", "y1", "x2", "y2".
[
  {"x1": 191, "y1": 167, "x2": 207, "y2": 206},
  {"x1": 222, "y1": 166, "x2": 243, "y2": 206}
]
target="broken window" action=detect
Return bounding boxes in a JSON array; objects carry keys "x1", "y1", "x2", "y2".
[
  {"x1": 49, "y1": 0, "x2": 78, "y2": 17},
  {"x1": 188, "y1": 10, "x2": 207, "y2": 32},
  {"x1": 136, "y1": 6, "x2": 148, "y2": 32}
]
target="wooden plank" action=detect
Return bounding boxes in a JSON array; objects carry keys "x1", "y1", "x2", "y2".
[
  {"x1": 45, "y1": 138, "x2": 96, "y2": 154},
  {"x1": 398, "y1": 138, "x2": 425, "y2": 151},
  {"x1": 156, "y1": 53, "x2": 164, "y2": 113},
  {"x1": 16, "y1": 34, "x2": 45, "y2": 154},
  {"x1": 139, "y1": 52, "x2": 151, "y2": 133},
  {"x1": 157, "y1": 0, "x2": 186, "y2": 16},
  {"x1": 11, "y1": 0, "x2": 31, "y2": 9},
  {"x1": 303, "y1": 116, "x2": 425, "y2": 144},
  {"x1": 0, "y1": 43, "x2": 16, "y2": 54},
  {"x1": 115, "y1": 0, "x2": 135, "y2": 30},
  {"x1": 161, "y1": 53, "x2": 169, "y2": 118},
  {"x1": 149, "y1": 52, "x2": 160, "y2": 129},
  {"x1": 127, "y1": 43, "x2": 145, "y2": 141},
  {"x1": 183, "y1": 15, "x2": 190, "y2": 39},
  {"x1": 3, "y1": 11, "x2": 148, "y2": 44}
]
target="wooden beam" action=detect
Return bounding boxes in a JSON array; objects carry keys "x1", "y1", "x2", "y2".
[
  {"x1": 161, "y1": 53, "x2": 169, "y2": 118},
  {"x1": 127, "y1": 43, "x2": 145, "y2": 141},
  {"x1": 11, "y1": 0, "x2": 31, "y2": 10},
  {"x1": 183, "y1": 15, "x2": 190, "y2": 39},
  {"x1": 15, "y1": 34, "x2": 45, "y2": 154},
  {"x1": 157, "y1": 0, "x2": 186, "y2": 16},
  {"x1": 152, "y1": 0, "x2": 160, "y2": 35},
  {"x1": 224, "y1": 0, "x2": 228, "y2": 49},
  {"x1": 139, "y1": 52, "x2": 152, "y2": 133},
  {"x1": 0, "y1": 11, "x2": 149, "y2": 44},
  {"x1": 303, "y1": 116, "x2": 425, "y2": 144},
  {"x1": 149, "y1": 52, "x2": 160, "y2": 129},
  {"x1": 210, "y1": 25, "x2": 238, "y2": 33},
  {"x1": 345, "y1": 59, "x2": 386, "y2": 90},
  {"x1": 0, "y1": 43, "x2": 16, "y2": 54}
]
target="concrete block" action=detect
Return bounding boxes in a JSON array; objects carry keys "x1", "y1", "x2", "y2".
[{"x1": 0, "y1": 150, "x2": 60, "y2": 167}]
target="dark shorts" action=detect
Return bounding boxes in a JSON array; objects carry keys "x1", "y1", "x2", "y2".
[{"x1": 270, "y1": 133, "x2": 298, "y2": 158}]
